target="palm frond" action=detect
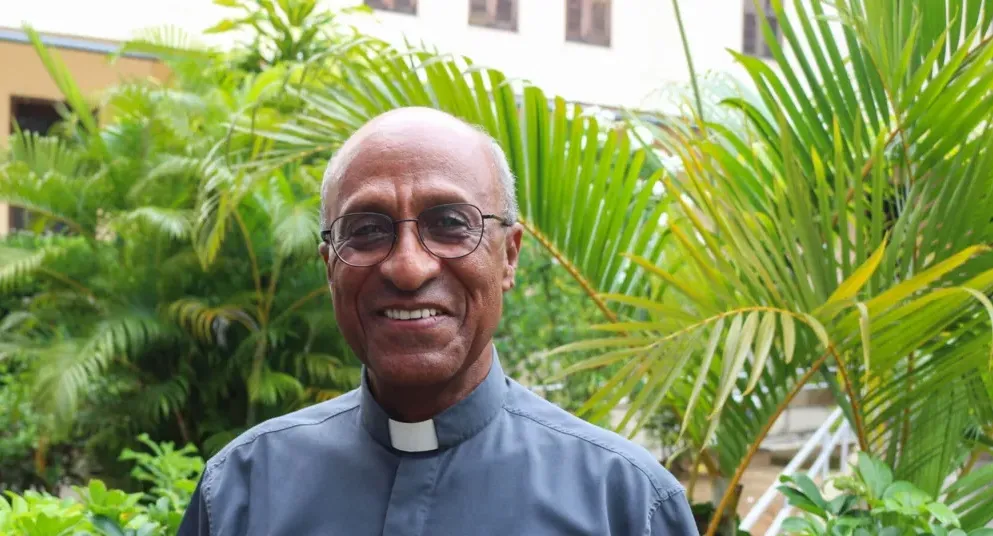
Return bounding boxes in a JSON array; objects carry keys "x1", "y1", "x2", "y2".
[
  {"x1": 32, "y1": 312, "x2": 175, "y2": 427},
  {"x1": 114, "y1": 207, "x2": 194, "y2": 240},
  {"x1": 0, "y1": 245, "x2": 67, "y2": 293}
]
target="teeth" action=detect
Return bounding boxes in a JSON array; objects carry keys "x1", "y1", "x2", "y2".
[{"x1": 384, "y1": 308, "x2": 440, "y2": 320}]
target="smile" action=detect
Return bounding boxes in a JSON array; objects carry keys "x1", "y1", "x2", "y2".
[{"x1": 382, "y1": 308, "x2": 443, "y2": 321}]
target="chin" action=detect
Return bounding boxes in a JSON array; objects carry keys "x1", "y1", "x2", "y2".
[{"x1": 366, "y1": 348, "x2": 465, "y2": 387}]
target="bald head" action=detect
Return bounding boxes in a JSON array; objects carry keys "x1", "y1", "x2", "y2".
[{"x1": 320, "y1": 107, "x2": 518, "y2": 229}]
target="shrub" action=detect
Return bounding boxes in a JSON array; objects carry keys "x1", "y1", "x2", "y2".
[
  {"x1": 778, "y1": 453, "x2": 993, "y2": 536},
  {"x1": 0, "y1": 435, "x2": 203, "y2": 535}
]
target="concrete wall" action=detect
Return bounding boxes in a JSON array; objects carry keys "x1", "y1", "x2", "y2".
[{"x1": 0, "y1": 33, "x2": 166, "y2": 235}]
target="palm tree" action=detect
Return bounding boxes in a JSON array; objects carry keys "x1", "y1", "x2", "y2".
[
  {"x1": 0, "y1": 17, "x2": 362, "y2": 468},
  {"x1": 244, "y1": 0, "x2": 993, "y2": 532}
]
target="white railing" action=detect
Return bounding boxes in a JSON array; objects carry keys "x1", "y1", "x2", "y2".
[{"x1": 740, "y1": 407, "x2": 858, "y2": 535}]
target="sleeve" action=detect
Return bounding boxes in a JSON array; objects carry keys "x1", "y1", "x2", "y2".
[
  {"x1": 645, "y1": 490, "x2": 700, "y2": 536},
  {"x1": 177, "y1": 474, "x2": 212, "y2": 536}
]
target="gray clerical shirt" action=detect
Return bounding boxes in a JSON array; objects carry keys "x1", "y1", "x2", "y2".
[{"x1": 178, "y1": 352, "x2": 698, "y2": 535}]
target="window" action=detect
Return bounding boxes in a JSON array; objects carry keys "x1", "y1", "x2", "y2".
[
  {"x1": 743, "y1": 0, "x2": 781, "y2": 58},
  {"x1": 364, "y1": 0, "x2": 417, "y2": 15},
  {"x1": 9, "y1": 97, "x2": 64, "y2": 231},
  {"x1": 469, "y1": 0, "x2": 518, "y2": 32},
  {"x1": 565, "y1": 0, "x2": 611, "y2": 47}
]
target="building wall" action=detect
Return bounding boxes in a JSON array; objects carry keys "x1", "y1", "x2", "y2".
[
  {"x1": 0, "y1": 35, "x2": 166, "y2": 235},
  {"x1": 1, "y1": 0, "x2": 759, "y2": 112},
  {"x1": 334, "y1": 0, "x2": 749, "y2": 111}
]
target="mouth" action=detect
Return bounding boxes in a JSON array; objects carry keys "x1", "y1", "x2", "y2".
[{"x1": 380, "y1": 307, "x2": 444, "y2": 321}]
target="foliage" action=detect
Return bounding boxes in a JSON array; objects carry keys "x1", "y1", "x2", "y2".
[
  {"x1": 495, "y1": 241, "x2": 609, "y2": 413},
  {"x1": 0, "y1": 436, "x2": 203, "y2": 536},
  {"x1": 202, "y1": 0, "x2": 371, "y2": 70},
  {"x1": 0, "y1": 359, "x2": 62, "y2": 493},
  {"x1": 0, "y1": 3, "x2": 368, "y2": 473},
  {"x1": 779, "y1": 453, "x2": 993, "y2": 536},
  {"x1": 0, "y1": 0, "x2": 638, "y2": 489},
  {"x1": 544, "y1": 0, "x2": 993, "y2": 532}
]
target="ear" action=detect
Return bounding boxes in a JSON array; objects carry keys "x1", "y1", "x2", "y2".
[
  {"x1": 501, "y1": 223, "x2": 524, "y2": 292},
  {"x1": 319, "y1": 241, "x2": 334, "y2": 288}
]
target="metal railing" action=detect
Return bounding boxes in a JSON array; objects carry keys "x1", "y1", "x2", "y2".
[{"x1": 740, "y1": 407, "x2": 858, "y2": 535}]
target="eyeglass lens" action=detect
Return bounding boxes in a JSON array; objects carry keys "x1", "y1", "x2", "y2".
[{"x1": 330, "y1": 204, "x2": 486, "y2": 266}]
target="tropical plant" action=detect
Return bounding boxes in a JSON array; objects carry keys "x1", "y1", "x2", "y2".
[
  {"x1": 604, "y1": 0, "x2": 993, "y2": 532},
  {"x1": 778, "y1": 453, "x2": 993, "y2": 536},
  {"x1": 235, "y1": 0, "x2": 993, "y2": 534},
  {"x1": 495, "y1": 240, "x2": 610, "y2": 413},
  {"x1": 0, "y1": 435, "x2": 203, "y2": 536},
  {"x1": 0, "y1": 6, "x2": 365, "y2": 471},
  {"x1": 0, "y1": 0, "x2": 632, "y2": 489}
]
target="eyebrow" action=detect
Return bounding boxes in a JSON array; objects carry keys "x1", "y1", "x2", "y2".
[{"x1": 338, "y1": 190, "x2": 477, "y2": 217}]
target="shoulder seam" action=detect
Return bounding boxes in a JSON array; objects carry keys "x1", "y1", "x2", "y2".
[
  {"x1": 504, "y1": 405, "x2": 675, "y2": 499},
  {"x1": 643, "y1": 488, "x2": 687, "y2": 536},
  {"x1": 210, "y1": 403, "x2": 360, "y2": 471}
]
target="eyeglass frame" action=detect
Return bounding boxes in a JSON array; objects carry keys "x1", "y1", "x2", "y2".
[{"x1": 320, "y1": 202, "x2": 516, "y2": 267}]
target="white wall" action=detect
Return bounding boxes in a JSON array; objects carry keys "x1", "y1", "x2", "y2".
[
  {"x1": 1, "y1": 0, "x2": 760, "y2": 112},
  {"x1": 330, "y1": 0, "x2": 751, "y2": 111}
]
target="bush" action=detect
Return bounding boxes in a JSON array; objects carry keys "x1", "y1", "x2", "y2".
[
  {"x1": 778, "y1": 452, "x2": 993, "y2": 536},
  {"x1": 0, "y1": 435, "x2": 203, "y2": 535}
]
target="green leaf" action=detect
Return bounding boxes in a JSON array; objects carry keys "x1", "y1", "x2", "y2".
[
  {"x1": 792, "y1": 473, "x2": 829, "y2": 511},
  {"x1": 782, "y1": 312, "x2": 796, "y2": 363},
  {"x1": 91, "y1": 515, "x2": 128, "y2": 536},
  {"x1": 826, "y1": 237, "x2": 888, "y2": 305},
  {"x1": 777, "y1": 485, "x2": 828, "y2": 517},
  {"x1": 857, "y1": 453, "x2": 893, "y2": 500},
  {"x1": 781, "y1": 516, "x2": 819, "y2": 534},
  {"x1": 828, "y1": 494, "x2": 857, "y2": 516},
  {"x1": 204, "y1": 19, "x2": 239, "y2": 33},
  {"x1": 679, "y1": 317, "x2": 724, "y2": 440},
  {"x1": 744, "y1": 311, "x2": 777, "y2": 395},
  {"x1": 711, "y1": 311, "x2": 759, "y2": 416},
  {"x1": 927, "y1": 502, "x2": 961, "y2": 527},
  {"x1": 801, "y1": 313, "x2": 832, "y2": 352},
  {"x1": 856, "y1": 301, "x2": 871, "y2": 372},
  {"x1": 959, "y1": 287, "x2": 993, "y2": 370},
  {"x1": 882, "y1": 481, "x2": 930, "y2": 510}
]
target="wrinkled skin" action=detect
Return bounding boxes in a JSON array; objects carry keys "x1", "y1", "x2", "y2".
[{"x1": 319, "y1": 108, "x2": 523, "y2": 422}]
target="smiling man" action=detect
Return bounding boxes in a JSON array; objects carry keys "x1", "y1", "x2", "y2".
[{"x1": 178, "y1": 107, "x2": 697, "y2": 535}]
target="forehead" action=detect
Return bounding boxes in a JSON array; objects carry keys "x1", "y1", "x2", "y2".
[{"x1": 329, "y1": 130, "x2": 500, "y2": 217}]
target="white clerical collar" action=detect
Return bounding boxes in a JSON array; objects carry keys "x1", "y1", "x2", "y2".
[
  {"x1": 359, "y1": 349, "x2": 509, "y2": 453},
  {"x1": 387, "y1": 418, "x2": 440, "y2": 453}
]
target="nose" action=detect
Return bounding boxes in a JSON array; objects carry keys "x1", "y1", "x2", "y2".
[{"x1": 378, "y1": 221, "x2": 442, "y2": 291}]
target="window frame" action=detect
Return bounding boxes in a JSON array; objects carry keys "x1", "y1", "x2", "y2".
[
  {"x1": 364, "y1": 0, "x2": 417, "y2": 16},
  {"x1": 742, "y1": 0, "x2": 781, "y2": 59},
  {"x1": 565, "y1": 0, "x2": 611, "y2": 48},
  {"x1": 469, "y1": 0, "x2": 519, "y2": 32}
]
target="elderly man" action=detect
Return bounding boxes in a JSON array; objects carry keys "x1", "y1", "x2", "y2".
[{"x1": 178, "y1": 107, "x2": 697, "y2": 535}]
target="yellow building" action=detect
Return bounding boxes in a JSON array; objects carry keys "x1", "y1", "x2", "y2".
[{"x1": 0, "y1": 27, "x2": 166, "y2": 235}]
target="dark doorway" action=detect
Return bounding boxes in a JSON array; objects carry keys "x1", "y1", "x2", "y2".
[{"x1": 8, "y1": 97, "x2": 64, "y2": 231}]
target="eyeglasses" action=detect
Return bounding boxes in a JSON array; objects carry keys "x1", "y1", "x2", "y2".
[{"x1": 321, "y1": 203, "x2": 514, "y2": 267}]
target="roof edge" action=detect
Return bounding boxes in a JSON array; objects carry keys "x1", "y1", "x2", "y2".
[{"x1": 0, "y1": 26, "x2": 157, "y2": 61}]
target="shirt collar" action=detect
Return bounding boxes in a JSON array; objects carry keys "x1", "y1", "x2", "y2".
[{"x1": 359, "y1": 349, "x2": 509, "y2": 453}]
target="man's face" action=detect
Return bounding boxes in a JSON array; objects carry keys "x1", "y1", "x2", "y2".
[{"x1": 319, "y1": 118, "x2": 522, "y2": 389}]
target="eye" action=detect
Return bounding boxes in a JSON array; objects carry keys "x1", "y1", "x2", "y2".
[
  {"x1": 334, "y1": 214, "x2": 392, "y2": 249},
  {"x1": 350, "y1": 222, "x2": 390, "y2": 237},
  {"x1": 424, "y1": 207, "x2": 473, "y2": 230},
  {"x1": 435, "y1": 214, "x2": 470, "y2": 229}
]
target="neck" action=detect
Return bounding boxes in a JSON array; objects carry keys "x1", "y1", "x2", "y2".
[{"x1": 369, "y1": 344, "x2": 494, "y2": 423}]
